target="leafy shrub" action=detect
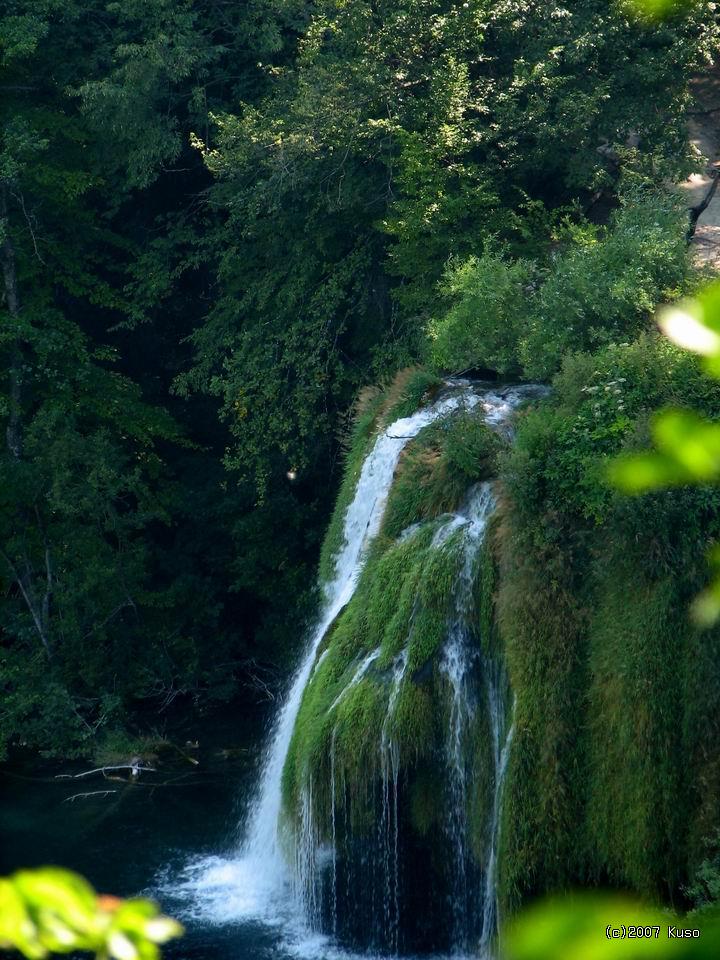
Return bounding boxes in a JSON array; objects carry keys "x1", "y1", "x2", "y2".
[
  {"x1": 502, "y1": 334, "x2": 720, "y2": 526},
  {"x1": 428, "y1": 189, "x2": 691, "y2": 382},
  {"x1": 520, "y1": 189, "x2": 691, "y2": 378},
  {"x1": 686, "y1": 833, "x2": 720, "y2": 917},
  {"x1": 428, "y1": 253, "x2": 533, "y2": 375}
]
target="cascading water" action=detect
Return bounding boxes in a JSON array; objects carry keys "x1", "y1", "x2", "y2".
[
  {"x1": 241, "y1": 388, "x2": 482, "y2": 900},
  {"x1": 379, "y1": 647, "x2": 409, "y2": 955},
  {"x1": 161, "y1": 382, "x2": 543, "y2": 959},
  {"x1": 437, "y1": 483, "x2": 497, "y2": 951}
]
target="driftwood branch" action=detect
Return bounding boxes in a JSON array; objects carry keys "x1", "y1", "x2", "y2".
[
  {"x1": 241, "y1": 658, "x2": 278, "y2": 702},
  {"x1": 63, "y1": 790, "x2": 117, "y2": 803},
  {"x1": 55, "y1": 763, "x2": 156, "y2": 781}
]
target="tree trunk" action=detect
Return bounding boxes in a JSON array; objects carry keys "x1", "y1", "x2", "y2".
[
  {"x1": 0, "y1": 184, "x2": 53, "y2": 660},
  {"x1": 0, "y1": 184, "x2": 23, "y2": 459}
]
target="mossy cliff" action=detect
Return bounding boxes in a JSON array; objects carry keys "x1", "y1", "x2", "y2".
[
  {"x1": 280, "y1": 344, "x2": 720, "y2": 950},
  {"x1": 496, "y1": 336, "x2": 720, "y2": 916}
]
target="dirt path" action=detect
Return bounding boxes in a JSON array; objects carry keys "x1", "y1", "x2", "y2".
[{"x1": 677, "y1": 68, "x2": 720, "y2": 270}]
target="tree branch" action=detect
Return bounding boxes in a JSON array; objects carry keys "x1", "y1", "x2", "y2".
[{"x1": 0, "y1": 548, "x2": 53, "y2": 660}]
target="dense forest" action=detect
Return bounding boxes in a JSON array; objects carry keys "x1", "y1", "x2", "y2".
[
  {"x1": 1, "y1": 0, "x2": 716, "y2": 759},
  {"x1": 3, "y1": 5, "x2": 720, "y2": 931}
]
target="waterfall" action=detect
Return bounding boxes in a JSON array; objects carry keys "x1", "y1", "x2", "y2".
[
  {"x1": 162, "y1": 382, "x2": 544, "y2": 955},
  {"x1": 240, "y1": 386, "x2": 483, "y2": 901}
]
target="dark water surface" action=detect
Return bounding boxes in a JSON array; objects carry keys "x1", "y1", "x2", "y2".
[{"x1": 0, "y1": 711, "x2": 298, "y2": 960}]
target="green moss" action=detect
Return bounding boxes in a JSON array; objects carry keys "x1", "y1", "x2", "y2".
[
  {"x1": 377, "y1": 562, "x2": 424, "y2": 666},
  {"x1": 366, "y1": 531, "x2": 434, "y2": 661},
  {"x1": 388, "y1": 679, "x2": 438, "y2": 760},
  {"x1": 587, "y1": 559, "x2": 687, "y2": 898},
  {"x1": 382, "y1": 415, "x2": 502, "y2": 540},
  {"x1": 409, "y1": 764, "x2": 443, "y2": 835},
  {"x1": 406, "y1": 606, "x2": 448, "y2": 675},
  {"x1": 496, "y1": 527, "x2": 588, "y2": 916},
  {"x1": 468, "y1": 706, "x2": 495, "y2": 862},
  {"x1": 333, "y1": 676, "x2": 386, "y2": 784},
  {"x1": 382, "y1": 435, "x2": 459, "y2": 539},
  {"x1": 684, "y1": 621, "x2": 720, "y2": 872},
  {"x1": 284, "y1": 383, "x2": 508, "y2": 868},
  {"x1": 417, "y1": 536, "x2": 462, "y2": 608}
]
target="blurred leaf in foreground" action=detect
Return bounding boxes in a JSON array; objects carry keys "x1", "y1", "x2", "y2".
[
  {"x1": 503, "y1": 894, "x2": 720, "y2": 960},
  {"x1": 609, "y1": 410, "x2": 720, "y2": 492},
  {"x1": 658, "y1": 282, "x2": 720, "y2": 376},
  {"x1": 624, "y1": 0, "x2": 702, "y2": 21},
  {"x1": 0, "y1": 868, "x2": 182, "y2": 960}
]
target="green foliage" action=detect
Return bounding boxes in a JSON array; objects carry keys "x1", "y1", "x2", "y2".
[
  {"x1": 1, "y1": 0, "x2": 717, "y2": 764},
  {"x1": 0, "y1": 0, "x2": 325, "y2": 757},
  {"x1": 686, "y1": 833, "x2": 720, "y2": 917},
  {"x1": 429, "y1": 190, "x2": 692, "y2": 380},
  {"x1": 429, "y1": 253, "x2": 533, "y2": 375},
  {"x1": 608, "y1": 279, "x2": 720, "y2": 623},
  {"x1": 520, "y1": 190, "x2": 691, "y2": 378},
  {"x1": 187, "y1": 0, "x2": 716, "y2": 485},
  {"x1": 3, "y1": 8, "x2": 720, "y2": 945},
  {"x1": 0, "y1": 867, "x2": 181, "y2": 960}
]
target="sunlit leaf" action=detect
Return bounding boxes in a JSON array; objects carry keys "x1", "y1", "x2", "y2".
[
  {"x1": 624, "y1": 0, "x2": 701, "y2": 20},
  {"x1": 108, "y1": 930, "x2": 139, "y2": 960},
  {"x1": 608, "y1": 452, "x2": 692, "y2": 492},
  {"x1": 608, "y1": 410, "x2": 720, "y2": 492},
  {"x1": 657, "y1": 282, "x2": 720, "y2": 368},
  {"x1": 654, "y1": 411, "x2": 720, "y2": 478},
  {"x1": 0, "y1": 878, "x2": 43, "y2": 959},
  {"x1": 0, "y1": 869, "x2": 181, "y2": 960},
  {"x1": 658, "y1": 308, "x2": 720, "y2": 356}
]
